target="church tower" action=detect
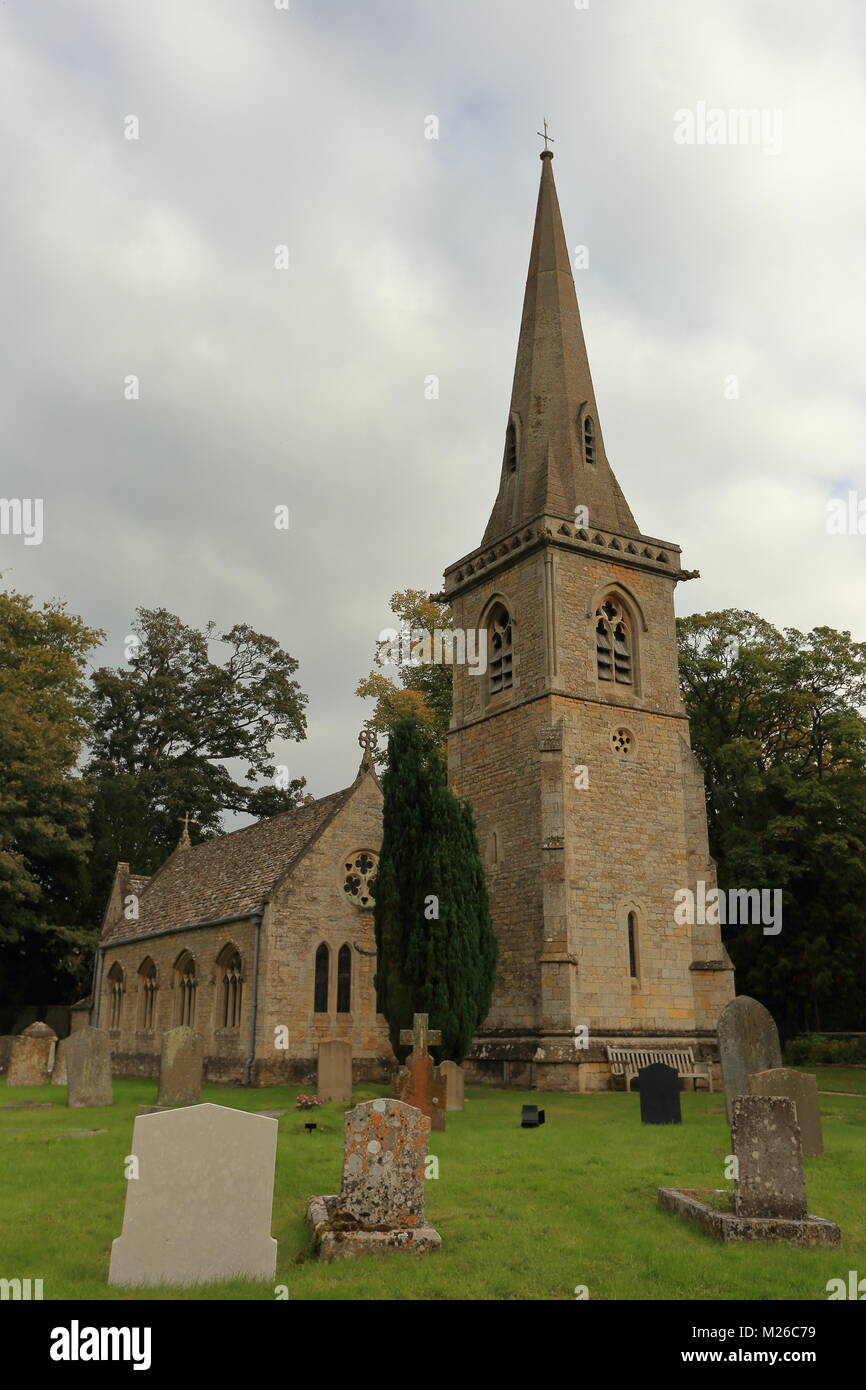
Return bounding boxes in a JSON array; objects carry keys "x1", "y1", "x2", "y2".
[{"x1": 443, "y1": 148, "x2": 735, "y2": 1090}]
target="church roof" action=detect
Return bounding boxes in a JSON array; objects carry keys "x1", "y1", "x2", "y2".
[
  {"x1": 100, "y1": 788, "x2": 350, "y2": 946},
  {"x1": 482, "y1": 149, "x2": 639, "y2": 546}
]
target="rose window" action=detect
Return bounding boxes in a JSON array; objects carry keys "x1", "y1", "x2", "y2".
[{"x1": 342, "y1": 850, "x2": 378, "y2": 908}]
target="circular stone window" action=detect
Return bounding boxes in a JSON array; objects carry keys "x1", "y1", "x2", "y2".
[
  {"x1": 611, "y1": 727, "x2": 634, "y2": 756},
  {"x1": 342, "y1": 850, "x2": 379, "y2": 908}
]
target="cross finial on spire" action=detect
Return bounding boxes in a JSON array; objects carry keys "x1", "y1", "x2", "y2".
[{"x1": 537, "y1": 118, "x2": 554, "y2": 153}]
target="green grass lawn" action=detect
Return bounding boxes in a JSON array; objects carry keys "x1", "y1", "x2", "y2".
[{"x1": 1, "y1": 1069, "x2": 862, "y2": 1301}]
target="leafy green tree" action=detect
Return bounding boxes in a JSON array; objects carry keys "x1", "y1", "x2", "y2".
[
  {"x1": 0, "y1": 589, "x2": 103, "y2": 1004},
  {"x1": 372, "y1": 718, "x2": 497, "y2": 1063},
  {"x1": 83, "y1": 608, "x2": 308, "y2": 920},
  {"x1": 677, "y1": 611, "x2": 866, "y2": 1036}
]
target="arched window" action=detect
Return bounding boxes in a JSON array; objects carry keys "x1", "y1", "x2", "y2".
[
  {"x1": 175, "y1": 952, "x2": 197, "y2": 1027},
  {"x1": 583, "y1": 414, "x2": 595, "y2": 465},
  {"x1": 107, "y1": 963, "x2": 124, "y2": 1030},
  {"x1": 627, "y1": 911, "x2": 638, "y2": 980},
  {"x1": 217, "y1": 947, "x2": 243, "y2": 1030},
  {"x1": 488, "y1": 603, "x2": 514, "y2": 696},
  {"x1": 314, "y1": 943, "x2": 330, "y2": 1013},
  {"x1": 595, "y1": 596, "x2": 632, "y2": 685},
  {"x1": 336, "y1": 944, "x2": 352, "y2": 1013},
  {"x1": 505, "y1": 419, "x2": 517, "y2": 473},
  {"x1": 138, "y1": 958, "x2": 157, "y2": 1031}
]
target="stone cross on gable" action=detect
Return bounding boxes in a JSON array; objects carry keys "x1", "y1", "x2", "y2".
[{"x1": 399, "y1": 1013, "x2": 442, "y2": 1058}]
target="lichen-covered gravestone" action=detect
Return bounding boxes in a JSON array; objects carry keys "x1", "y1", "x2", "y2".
[
  {"x1": 109, "y1": 1103, "x2": 278, "y2": 1286},
  {"x1": 156, "y1": 1026, "x2": 203, "y2": 1107},
  {"x1": 6, "y1": 1022, "x2": 57, "y2": 1087},
  {"x1": 307, "y1": 1097, "x2": 441, "y2": 1258},
  {"x1": 66, "y1": 1026, "x2": 113, "y2": 1107},
  {"x1": 717, "y1": 995, "x2": 781, "y2": 1122},
  {"x1": 732, "y1": 1095, "x2": 807, "y2": 1220},
  {"x1": 317, "y1": 1040, "x2": 352, "y2": 1104},
  {"x1": 439, "y1": 1060, "x2": 465, "y2": 1111},
  {"x1": 749, "y1": 1068, "x2": 823, "y2": 1158}
]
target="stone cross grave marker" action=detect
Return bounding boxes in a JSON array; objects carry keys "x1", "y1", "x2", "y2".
[
  {"x1": 109, "y1": 1103, "x2": 278, "y2": 1286},
  {"x1": 396, "y1": 1014, "x2": 446, "y2": 1131},
  {"x1": 6, "y1": 1022, "x2": 57, "y2": 1087},
  {"x1": 317, "y1": 1040, "x2": 352, "y2": 1104},
  {"x1": 718, "y1": 995, "x2": 782, "y2": 1122},
  {"x1": 66, "y1": 1026, "x2": 113, "y2": 1107},
  {"x1": 639, "y1": 1062, "x2": 682, "y2": 1125},
  {"x1": 732, "y1": 1095, "x2": 807, "y2": 1221},
  {"x1": 156, "y1": 1026, "x2": 203, "y2": 1107},
  {"x1": 748, "y1": 1067, "x2": 823, "y2": 1158}
]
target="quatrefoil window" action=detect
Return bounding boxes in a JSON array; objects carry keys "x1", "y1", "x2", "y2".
[
  {"x1": 611, "y1": 728, "x2": 633, "y2": 756},
  {"x1": 342, "y1": 850, "x2": 378, "y2": 908}
]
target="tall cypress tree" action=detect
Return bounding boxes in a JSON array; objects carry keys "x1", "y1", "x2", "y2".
[{"x1": 373, "y1": 718, "x2": 498, "y2": 1063}]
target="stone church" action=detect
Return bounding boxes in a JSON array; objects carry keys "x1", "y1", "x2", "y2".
[{"x1": 95, "y1": 147, "x2": 733, "y2": 1089}]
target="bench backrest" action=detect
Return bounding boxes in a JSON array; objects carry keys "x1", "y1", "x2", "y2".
[{"x1": 606, "y1": 1045, "x2": 695, "y2": 1074}]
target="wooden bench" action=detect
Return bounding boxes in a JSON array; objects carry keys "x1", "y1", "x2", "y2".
[{"x1": 606, "y1": 1045, "x2": 712, "y2": 1093}]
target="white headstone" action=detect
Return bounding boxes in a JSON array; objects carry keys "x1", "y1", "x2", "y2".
[{"x1": 109, "y1": 1103, "x2": 278, "y2": 1286}]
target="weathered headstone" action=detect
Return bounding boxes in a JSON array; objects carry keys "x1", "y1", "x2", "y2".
[
  {"x1": 307, "y1": 1096, "x2": 441, "y2": 1258},
  {"x1": 109, "y1": 1103, "x2": 278, "y2": 1286},
  {"x1": 639, "y1": 1062, "x2": 682, "y2": 1125},
  {"x1": 317, "y1": 1040, "x2": 352, "y2": 1104},
  {"x1": 439, "y1": 1060, "x2": 465, "y2": 1111},
  {"x1": 521, "y1": 1104, "x2": 545, "y2": 1127},
  {"x1": 749, "y1": 1068, "x2": 823, "y2": 1158},
  {"x1": 732, "y1": 1095, "x2": 807, "y2": 1220},
  {"x1": 66, "y1": 1026, "x2": 113, "y2": 1107},
  {"x1": 341, "y1": 1097, "x2": 429, "y2": 1229},
  {"x1": 156, "y1": 1026, "x2": 203, "y2": 1107},
  {"x1": 6, "y1": 1021, "x2": 57, "y2": 1087},
  {"x1": 51, "y1": 1037, "x2": 69, "y2": 1086},
  {"x1": 393, "y1": 1015, "x2": 446, "y2": 1131},
  {"x1": 0, "y1": 1036, "x2": 15, "y2": 1074},
  {"x1": 718, "y1": 995, "x2": 782, "y2": 1121}
]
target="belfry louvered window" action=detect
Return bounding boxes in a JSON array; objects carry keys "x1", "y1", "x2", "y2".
[
  {"x1": 595, "y1": 597, "x2": 632, "y2": 685},
  {"x1": 488, "y1": 604, "x2": 514, "y2": 695}
]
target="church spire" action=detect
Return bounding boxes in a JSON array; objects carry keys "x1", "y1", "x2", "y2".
[{"x1": 482, "y1": 147, "x2": 638, "y2": 547}]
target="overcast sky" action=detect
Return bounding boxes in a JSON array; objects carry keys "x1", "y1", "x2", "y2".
[{"x1": 2, "y1": 0, "x2": 865, "y2": 807}]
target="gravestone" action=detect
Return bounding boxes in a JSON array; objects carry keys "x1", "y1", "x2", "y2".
[
  {"x1": 341, "y1": 1097, "x2": 429, "y2": 1229},
  {"x1": 718, "y1": 995, "x2": 782, "y2": 1121},
  {"x1": 393, "y1": 1014, "x2": 446, "y2": 1131},
  {"x1": 639, "y1": 1062, "x2": 682, "y2": 1125},
  {"x1": 732, "y1": 1096, "x2": 807, "y2": 1220},
  {"x1": 66, "y1": 1026, "x2": 113, "y2": 1107},
  {"x1": 439, "y1": 1060, "x2": 465, "y2": 1111},
  {"x1": 749, "y1": 1068, "x2": 823, "y2": 1157},
  {"x1": 156, "y1": 1026, "x2": 203, "y2": 1107},
  {"x1": 0, "y1": 1036, "x2": 15, "y2": 1073},
  {"x1": 317, "y1": 1040, "x2": 352, "y2": 1104},
  {"x1": 51, "y1": 1037, "x2": 69, "y2": 1086},
  {"x1": 521, "y1": 1105, "x2": 545, "y2": 1128},
  {"x1": 109, "y1": 1103, "x2": 278, "y2": 1286},
  {"x1": 6, "y1": 1022, "x2": 57, "y2": 1087}
]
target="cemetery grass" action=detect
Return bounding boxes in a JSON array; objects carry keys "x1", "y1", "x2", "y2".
[{"x1": 1, "y1": 1069, "x2": 863, "y2": 1302}]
